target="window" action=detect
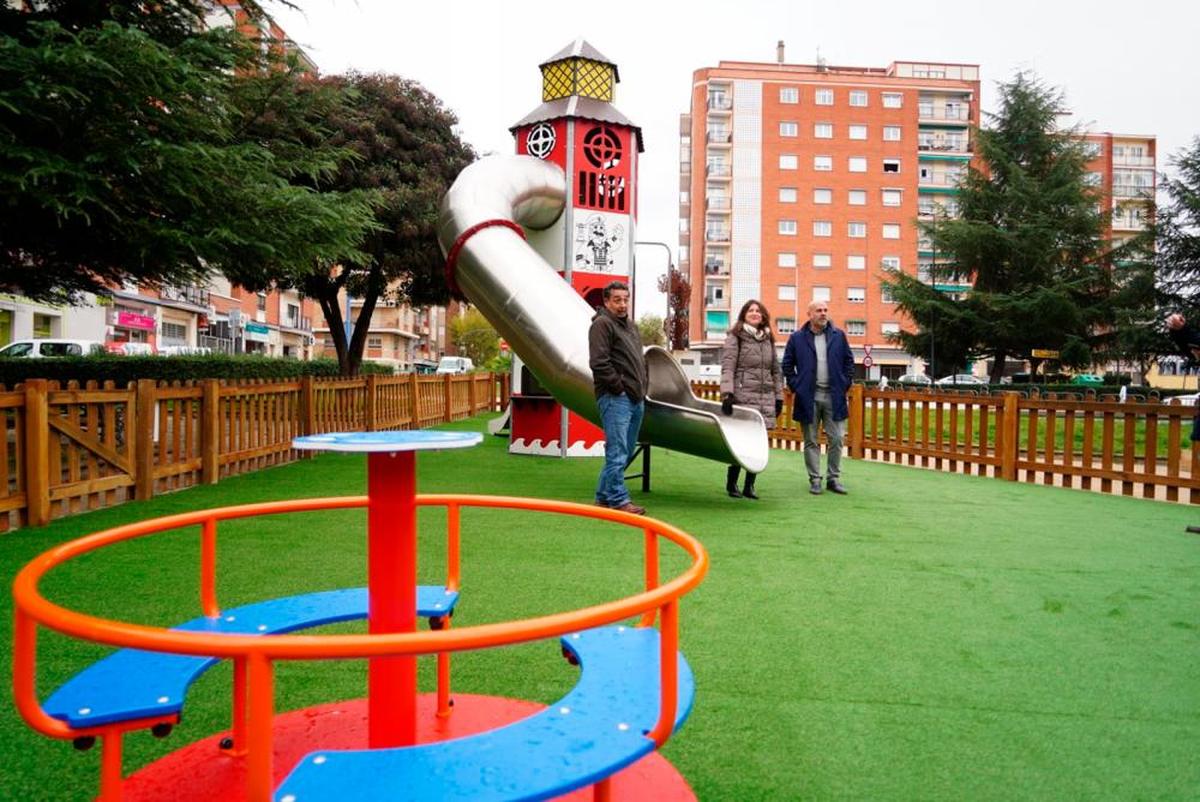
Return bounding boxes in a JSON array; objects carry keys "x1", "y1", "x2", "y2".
[
  {"x1": 812, "y1": 253, "x2": 832, "y2": 269},
  {"x1": 813, "y1": 220, "x2": 832, "y2": 237},
  {"x1": 882, "y1": 159, "x2": 901, "y2": 173},
  {"x1": 848, "y1": 157, "x2": 867, "y2": 172},
  {"x1": 815, "y1": 88, "x2": 833, "y2": 105},
  {"x1": 813, "y1": 188, "x2": 832, "y2": 204},
  {"x1": 679, "y1": 218, "x2": 689, "y2": 233},
  {"x1": 32, "y1": 313, "x2": 53, "y2": 339},
  {"x1": 882, "y1": 189, "x2": 902, "y2": 207},
  {"x1": 812, "y1": 286, "x2": 831, "y2": 302},
  {"x1": 778, "y1": 252, "x2": 797, "y2": 268},
  {"x1": 256, "y1": 292, "x2": 267, "y2": 311},
  {"x1": 848, "y1": 222, "x2": 867, "y2": 238},
  {"x1": 846, "y1": 320, "x2": 866, "y2": 336},
  {"x1": 777, "y1": 317, "x2": 796, "y2": 334},
  {"x1": 813, "y1": 155, "x2": 833, "y2": 171},
  {"x1": 779, "y1": 285, "x2": 797, "y2": 301},
  {"x1": 849, "y1": 124, "x2": 868, "y2": 140},
  {"x1": 881, "y1": 286, "x2": 895, "y2": 303},
  {"x1": 367, "y1": 336, "x2": 383, "y2": 349},
  {"x1": 778, "y1": 219, "x2": 798, "y2": 235},
  {"x1": 882, "y1": 92, "x2": 903, "y2": 108},
  {"x1": 848, "y1": 189, "x2": 867, "y2": 206},
  {"x1": 162, "y1": 321, "x2": 188, "y2": 342},
  {"x1": 779, "y1": 86, "x2": 799, "y2": 104},
  {"x1": 881, "y1": 322, "x2": 901, "y2": 335},
  {"x1": 814, "y1": 123, "x2": 833, "y2": 139},
  {"x1": 680, "y1": 190, "x2": 689, "y2": 205},
  {"x1": 849, "y1": 90, "x2": 868, "y2": 107},
  {"x1": 847, "y1": 254, "x2": 866, "y2": 270},
  {"x1": 779, "y1": 121, "x2": 798, "y2": 137},
  {"x1": 779, "y1": 187, "x2": 798, "y2": 202},
  {"x1": 779, "y1": 154, "x2": 798, "y2": 169},
  {"x1": 883, "y1": 125, "x2": 901, "y2": 141},
  {"x1": 286, "y1": 303, "x2": 300, "y2": 326},
  {"x1": 882, "y1": 223, "x2": 901, "y2": 239},
  {"x1": 881, "y1": 255, "x2": 901, "y2": 271},
  {"x1": 848, "y1": 287, "x2": 866, "y2": 303}
]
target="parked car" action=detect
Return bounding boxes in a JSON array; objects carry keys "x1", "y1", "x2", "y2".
[
  {"x1": 435, "y1": 356, "x2": 475, "y2": 375},
  {"x1": 0, "y1": 338, "x2": 105, "y2": 358},
  {"x1": 1167, "y1": 392, "x2": 1199, "y2": 406},
  {"x1": 1069, "y1": 374, "x2": 1105, "y2": 386},
  {"x1": 896, "y1": 373, "x2": 933, "y2": 386},
  {"x1": 935, "y1": 374, "x2": 987, "y2": 386}
]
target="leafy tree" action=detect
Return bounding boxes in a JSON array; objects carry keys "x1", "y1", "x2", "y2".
[
  {"x1": 1157, "y1": 137, "x2": 1200, "y2": 322},
  {"x1": 636, "y1": 314, "x2": 666, "y2": 347},
  {"x1": 657, "y1": 267, "x2": 691, "y2": 350},
  {"x1": 226, "y1": 72, "x2": 476, "y2": 375},
  {"x1": 882, "y1": 73, "x2": 1111, "y2": 382},
  {"x1": 448, "y1": 307, "x2": 498, "y2": 366},
  {"x1": 0, "y1": 1, "x2": 373, "y2": 303}
]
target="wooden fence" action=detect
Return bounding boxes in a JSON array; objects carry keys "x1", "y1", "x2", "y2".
[
  {"x1": 1, "y1": 373, "x2": 508, "y2": 531},
  {"x1": 694, "y1": 381, "x2": 1200, "y2": 504}
]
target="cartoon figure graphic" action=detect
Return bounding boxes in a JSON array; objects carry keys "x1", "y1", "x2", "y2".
[{"x1": 575, "y1": 214, "x2": 625, "y2": 272}]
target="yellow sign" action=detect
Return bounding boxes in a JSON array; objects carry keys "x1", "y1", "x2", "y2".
[{"x1": 1031, "y1": 349, "x2": 1060, "y2": 359}]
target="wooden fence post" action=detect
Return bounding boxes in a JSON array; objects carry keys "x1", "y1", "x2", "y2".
[
  {"x1": 409, "y1": 371, "x2": 420, "y2": 429},
  {"x1": 202, "y1": 379, "x2": 220, "y2": 484},
  {"x1": 135, "y1": 379, "x2": 156, "y2": 500},
  {"x1": 365, "y1": 374, "x2": 378, "y2": 432},
  {"x1": 1000, "y1": 391, "x2": 1020, "y2": 481},
  {"x1": 300, "y1": 376, "x2": 316, "y2": 447},
  {"x1": 847, "y1": 383, "x2": 865, "y2": 459},
  {"x1": 467, "y1": 373, "x2": 477, "y2": 413},
  {"x1": 443, "y1": 373, "x2": 453, "y2": 423},
  {"x1": 23, "y1": 379, "x2": 50, "y2": 527}
]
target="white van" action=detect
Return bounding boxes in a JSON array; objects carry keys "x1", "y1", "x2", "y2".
[
  {"x1": 435, "y1": 356, "x2": 475, "y2": 375},
  {"x1": 0, "y1": 339, "x2": 105, "y2": 358}
]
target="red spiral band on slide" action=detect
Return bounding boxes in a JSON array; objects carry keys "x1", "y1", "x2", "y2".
[{"x1": 444, "y1": 219, "x2": 527, "y2": 297}]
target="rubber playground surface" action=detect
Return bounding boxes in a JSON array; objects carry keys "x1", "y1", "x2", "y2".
[{"x1": 2, "y1": 413, "x2": 1197, "y2": 800}]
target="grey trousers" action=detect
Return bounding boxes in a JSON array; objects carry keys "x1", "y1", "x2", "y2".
[{"x1": 802, "y1": 390, "x2": 845, "y2": 482}]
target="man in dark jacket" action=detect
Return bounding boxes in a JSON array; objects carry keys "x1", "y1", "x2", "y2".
[
  {"x1": 588, "y1": 281, "x2": 648, "y2": 514},
  {"x1": 781, "y1": 300, "x2": 856, "y2": 495},
  {"x1": 1167, "y1": 312, "x2": 1200, "y2": 442}
]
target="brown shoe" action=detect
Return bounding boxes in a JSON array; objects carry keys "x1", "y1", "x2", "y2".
[{"x1": 612, "y1": 501, "x2": 646, "y2": 515}]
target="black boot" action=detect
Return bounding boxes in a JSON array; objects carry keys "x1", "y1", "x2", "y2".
[
  {"x1": 726, "y1": 465, "x2": 742, "y2": 498},
  {"x1": 742, "y1": 472, "x2": 759, "y2": 500}
]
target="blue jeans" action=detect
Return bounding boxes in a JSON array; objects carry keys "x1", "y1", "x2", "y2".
[{"x1": 595, "y1": 393, "x2": 644, "y2": 506}]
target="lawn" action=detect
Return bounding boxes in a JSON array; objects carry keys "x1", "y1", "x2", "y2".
[{"x1": 2, "y1": 414, "x2": 1198, "y2": 800}]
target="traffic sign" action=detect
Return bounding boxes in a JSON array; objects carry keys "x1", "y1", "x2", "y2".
[
  {"x1": 863, "y1": 344, "x2": 873, "y2": 355},
  {"x1": 862, "y1": 356, "x2": 874, "y2": 368}
]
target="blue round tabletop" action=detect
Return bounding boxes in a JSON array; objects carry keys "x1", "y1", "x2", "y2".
[{"x1": 292, "y1": 430, "x2": 483, "y2": 453}]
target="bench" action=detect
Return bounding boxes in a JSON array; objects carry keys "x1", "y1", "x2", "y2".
[
  {"x1": 273, "y1": 624, "x2": 694, "y2": 801},
  {"x1": 44, "y1": 586, "x2": 459, "y2": 729}
]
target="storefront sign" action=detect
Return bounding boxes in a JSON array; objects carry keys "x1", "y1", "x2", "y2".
[
  {"x1": 115, "y1": 311, "x2": 155, "y2": 330},
  {"x1": 244, "y1": 322, "x2": 270, "y2": 343}
]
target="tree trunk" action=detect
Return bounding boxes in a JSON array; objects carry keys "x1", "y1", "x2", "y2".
[
  {"x1": 316, "y1": 291, "x2": 352, "y2": 375},
  {"x1": 344, "y1": 265, "x2": 386, "y2": 377},
  {"x1": 989, "y1": 348, "x2": 1008, "y2": 384}
]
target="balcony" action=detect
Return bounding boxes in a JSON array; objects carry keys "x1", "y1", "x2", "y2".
[
  {"x1": 706, "y1": 163, "x2": 731, "y2": 179},
  {"x1": 705, "y1": 228, "x2": 731, "y2": 243},
  {"x1": 1113, "y1": 155, "x2": 1154, "y2": 168},
  {"x1": 1112, "y1": 183, "x2": 1152, "y2": 199},
  {"x1": 704, "y1": 295, "x2": 729, "y2": 309},
  {"x1": 706, "y1": 196, "x2": 731, "y2": 212},
  {"x1": 917, "y1": 106, "x2": 970, "y2": 123},
  {"x1": 160, "y1": 284, "x2": 211, "y2": 308},
  {"x1": 707, "y1": 96, "x2": 733, "y2": 112},
  {"x1": 283, "y1": 315, "x2": 312, "y2": 332},
  {"x1": 918, "y1": 141, "x2": 969, "y2": 153},
  {"x1": 918, "y1": 172, "x2": 963, "y2": 187},
  {"x1": 706, "y1": 130, "x2": 732, "y2": 146},
  {"x1": 704, "y1": 262, "x2": 730, "y2": 277}
]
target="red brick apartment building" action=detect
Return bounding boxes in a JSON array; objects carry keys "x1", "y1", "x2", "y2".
[{"x1": 680, "y1": 52, "x2": 981, "y2": 377}]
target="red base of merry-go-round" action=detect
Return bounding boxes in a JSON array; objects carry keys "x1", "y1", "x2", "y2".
[{"x1": 121, "y1": 693, "x2": 697, "y2": 801}]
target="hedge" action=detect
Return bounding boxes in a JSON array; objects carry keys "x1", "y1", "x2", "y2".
[
  {"x1": 880, "y1": 381, "x2": 1194, "y2": 400},
  {"x1": 0, "y1": 355, "x2": 394, "y2": 387}
]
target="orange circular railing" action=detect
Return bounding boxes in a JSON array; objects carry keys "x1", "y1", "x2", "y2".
[{"x1": 12, "y1": 495, "x2": 708, "y2": 800}]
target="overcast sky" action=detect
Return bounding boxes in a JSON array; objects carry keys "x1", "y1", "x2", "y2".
[{"x1": 270, "y1": 0, "x2": 1198, "y2": 317}]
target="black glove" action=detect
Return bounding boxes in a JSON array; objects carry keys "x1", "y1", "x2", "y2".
[
  {"x1": 721, "y1": 393, "x2": 734, "y2": 416},
  {"x1": 774, "y1": 399, "x2": 784, "y2": 418}
]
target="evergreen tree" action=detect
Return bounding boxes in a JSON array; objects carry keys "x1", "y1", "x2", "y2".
[
  {"x1": 882, "y1": 73, "x2": 1110, "y2": 382},
  {"x1": 1157, "y1": 137, "x2": 1200, "y2": 321}
]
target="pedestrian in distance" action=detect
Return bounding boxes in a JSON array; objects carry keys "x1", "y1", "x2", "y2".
[
  {"x1": 588, "y1": 281, "x2": 648, "y2": 515},
  {"x1": 781, "y1": 300, "x2": 855, "y2": 495},
  {"x1": 1166, "y1": 312, "x2": 1200, "y2": 443},
  {"x1": 719, "y1": 299, "x2": 784, "y2": 499}
]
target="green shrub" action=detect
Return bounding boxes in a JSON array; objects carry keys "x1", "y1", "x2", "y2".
[{"x1": 0, "y1": 355, "x2": 394, "y2": 386}]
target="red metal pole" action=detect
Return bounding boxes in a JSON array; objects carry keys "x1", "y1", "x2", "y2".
[{"x1": 367, "y1": 450, "x2": 418, "y2": 748}]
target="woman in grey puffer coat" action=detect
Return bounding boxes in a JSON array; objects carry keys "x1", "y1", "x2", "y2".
[{"x1": 720, "y1": 299, "x2": 784, "y2": 499}]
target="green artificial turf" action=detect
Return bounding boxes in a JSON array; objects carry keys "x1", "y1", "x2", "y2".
[{"x1": 1, "y1": 414, "x2": 1197, "y2": 800}]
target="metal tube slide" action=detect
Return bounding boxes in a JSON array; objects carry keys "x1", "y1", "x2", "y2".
[{"x1": 438, "y1": 155, "x2": 768, "y2": 473}]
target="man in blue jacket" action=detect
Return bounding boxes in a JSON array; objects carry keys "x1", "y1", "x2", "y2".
[{"x1": 782, "y1": 300, "x2": 856, "y2": 495}]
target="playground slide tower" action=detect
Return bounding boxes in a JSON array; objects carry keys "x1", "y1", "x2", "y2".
[{"x1": 439, "y1": 40, "x2": 768, "y2": 473}]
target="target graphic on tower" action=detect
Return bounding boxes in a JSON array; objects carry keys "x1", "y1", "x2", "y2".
[{"x1": 508, "y1": 40, "x2": 644, "y2": 456}]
